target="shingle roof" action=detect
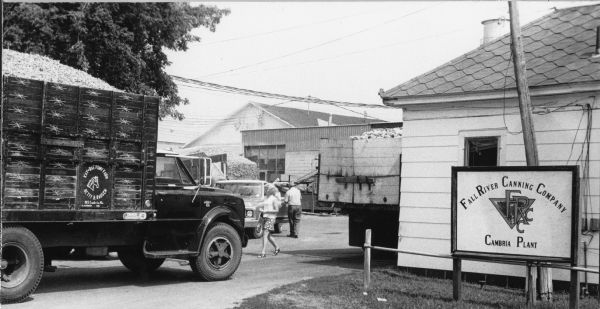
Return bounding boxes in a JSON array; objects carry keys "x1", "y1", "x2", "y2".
[
  {"x1": 254, "y1": 103, "x2": 378, "y2": 126},
  {"x1": 381, "y1": 4, "x2": 600, "y2": 99}
]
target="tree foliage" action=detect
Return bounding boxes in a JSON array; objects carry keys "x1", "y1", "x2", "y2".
[{"x1": 3, "y1": 3, "x2": 229, "y2": 119}]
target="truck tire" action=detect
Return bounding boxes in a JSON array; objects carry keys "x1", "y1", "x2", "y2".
[
  {"x1": 190, "y1": 223, "x2": 242, "y2": 281},
  {"x1": 1, "y1": 226, "x2": 45, "y2": 304},
  {"x1": 118, "y1": 247, "x2": 165, "y2": 275}
]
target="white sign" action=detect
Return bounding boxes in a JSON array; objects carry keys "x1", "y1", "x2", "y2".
[{"x1": 452, "y1": 167, "x2": 578, "y2": 262}]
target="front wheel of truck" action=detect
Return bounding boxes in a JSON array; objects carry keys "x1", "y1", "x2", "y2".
[
  {"x1": 1, "y1": 226, "x2": 45, "y2": 304},
  {"x1": 118, "y1": 246, "x2": 165, "y2": 275},
  {"x1": 190, "y1": 223, "x2": 242, "y2": 281}
]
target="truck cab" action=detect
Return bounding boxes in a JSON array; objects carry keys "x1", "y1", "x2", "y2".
[{"x1": 1, "y1": 76, "x2": 246, "y2": 304}]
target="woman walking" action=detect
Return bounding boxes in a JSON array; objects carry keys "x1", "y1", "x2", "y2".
[{"x1": 258, "y1": 185, "x2": 281, "y2": 258}]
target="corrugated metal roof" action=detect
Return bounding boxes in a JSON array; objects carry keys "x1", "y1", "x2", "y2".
[
  {"x1": 381, "y1": 4, "x2": 600, "y2": 100},
  {"x1": 242, "y1": 122, "x2": 401, "y2": 151},
  {"x1": 254, "y1": 102, "x2": 379, "y2": 127}
]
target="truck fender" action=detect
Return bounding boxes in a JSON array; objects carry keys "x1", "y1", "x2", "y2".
[{"x1": 191, "y1": 206, "x2": 245, "y2": 252}]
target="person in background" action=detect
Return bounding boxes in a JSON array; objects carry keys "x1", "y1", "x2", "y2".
[
  {"x1": 285, "y1": 182, "x2": 302, "y2": 238},
  {"x1": 258, "y1": 185, "x2": 281, "y2": 258}
]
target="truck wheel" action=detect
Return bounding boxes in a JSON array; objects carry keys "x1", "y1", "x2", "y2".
[
  {"x1": 1, "y1": 226, "x2": 44, "y2": 304},
  {"x1": 273, "y1": 223, "x2": 281, "y2": 234},
  {"x1": 118, "y1": 247, "x2": 165, "y2": 274},
  {"x1": 252, "y1": 224, "x2": 264, "y2": 239},
  {"x1": 190, "y1": 223, "x2": 242, "y2": 281}
]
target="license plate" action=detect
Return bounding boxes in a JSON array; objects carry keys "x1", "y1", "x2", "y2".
[{"x1": 123, "y1": 212, "x2": 147, "y2": 220}]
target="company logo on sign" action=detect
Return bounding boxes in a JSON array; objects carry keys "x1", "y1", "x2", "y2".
[
  {"x1": 82, "y1": 164, "x2": 109, "y2": 206},
  {"x1": 453, "y1": 167, "x2": 577, "y2": 262},
  {"x1": 87, "y1": 176, "x2": 100, "y2": 191},
  {"x1": 489, "y1": 190, "x2": 535, "y2": 233}
]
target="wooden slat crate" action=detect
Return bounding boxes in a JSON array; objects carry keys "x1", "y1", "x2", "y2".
[{"x1": 1, "y1": 76, "x2": 159, "y2": 215}]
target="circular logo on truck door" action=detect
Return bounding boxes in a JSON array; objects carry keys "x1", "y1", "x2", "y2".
[{"x1": 81, "y1": 164, "x2": 110, "y2": 208}]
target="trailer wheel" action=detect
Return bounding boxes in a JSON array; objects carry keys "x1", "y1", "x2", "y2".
[
  {"x1": 1, "y1": 226, "x2": 44, "y2": 304},
  {"x1": 190, "y1": 223, "x2": 241, "y2": 281},
  {"x1": 118, "y1": 247, "x2": 164, "y2": 275}
]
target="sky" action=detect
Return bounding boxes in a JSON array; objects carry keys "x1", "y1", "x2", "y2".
[{"x1": 161, "y1": 1, "x2": 595, "y2": 144}]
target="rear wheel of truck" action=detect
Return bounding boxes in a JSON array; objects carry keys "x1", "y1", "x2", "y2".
[
  {"x1": 190, "y1": 223, "x2": 241, "y2": 281},
  {"x1": 118, "y1": 246, "x2": 165, "y2": 275},
  {"x1": 1, "y1": 226, "x2": 44, "y2": 304}
]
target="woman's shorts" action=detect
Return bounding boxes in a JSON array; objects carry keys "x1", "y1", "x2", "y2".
[{"x1": 262, "y1": 217, "x2": 275, "y2": 232}]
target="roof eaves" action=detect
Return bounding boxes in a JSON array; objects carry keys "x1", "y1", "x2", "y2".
[
  {"x1": 250, "y1": 102, "x2": 296, "y2": 128},
  {"x1": 382, "y1": 80, "x2": 600, "y2": 107},
  {"x1": 182, "y1": 103, "x2": 252, "y2": 148}
]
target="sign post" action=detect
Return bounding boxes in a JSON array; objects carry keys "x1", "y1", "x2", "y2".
[{"x1": 451, "y1": 166, "x2": 579, "y2": 306}]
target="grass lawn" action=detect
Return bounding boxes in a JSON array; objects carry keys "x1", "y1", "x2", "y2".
[{"x1": 234, "y1": 267, "x2": 599, "y2": 309}]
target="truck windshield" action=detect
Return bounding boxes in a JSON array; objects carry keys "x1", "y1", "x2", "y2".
[
  {"x1": 155, "y1": 157, "x2": 193, "y2": 186},
  {"x1": 217, "y1": 183, "x2": 262, "y2": 198}
]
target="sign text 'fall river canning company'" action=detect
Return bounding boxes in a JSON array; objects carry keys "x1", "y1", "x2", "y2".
[{"x1": 451, "y1": 166, "x2": 579, "y2": 263}]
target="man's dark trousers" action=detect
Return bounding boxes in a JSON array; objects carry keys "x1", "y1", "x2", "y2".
[{"x1": 288, "y1": 204, "x2": 302, "y2": 237}]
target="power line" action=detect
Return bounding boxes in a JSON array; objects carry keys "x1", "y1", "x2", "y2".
[
  {"x1": 205, "y1": 27, "x2": 470, "y2": 79},
  {"x1": 199, "y1": 3, "x2": 440, "y2": 78},
  {"x1": 172, "y1": 75, "x2": 397, "y2": 109},
  {"x1": 200, "y1": 8, "x2": 381, "y2": 46}
]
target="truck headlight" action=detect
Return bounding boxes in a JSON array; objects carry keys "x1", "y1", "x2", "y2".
[
  {"x1": 145, "y1": 199, "x2": 152, "y2": 208},
  {"x1": 245, "y1": 210, "x2": 254, "y2": 217}
]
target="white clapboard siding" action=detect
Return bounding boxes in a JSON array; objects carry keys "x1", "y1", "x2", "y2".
[
  {"x1": 400, "y1": 207, "x2": 450, "y2": 224},
  {"x1": 402, "y1": 146, "x2": 458, "y2": 163},
  {"x1": 400, "y1": 192, "x2": 450, "y2": 208},
  {"x1": 397, "y1": 92, "x2": 600, "y2": 281},
  {"x1": 399, "y1": 222, "x2": 450, "y2": 240},
  {"x1": 506, "y1": 143, "x2": 600, "y2": 162},
  {"x1": 402, "y1": 162, "x2": 455, "y2": 178},
  {"x1": 401, "y1": 177, "x2": 451, "y2": 194},
  {"x1": 506, "y1": 128, "x2": 600, "y2": 145},
  {"x1": 402, "y1": 135, "x2": 458, "y2": 148}
]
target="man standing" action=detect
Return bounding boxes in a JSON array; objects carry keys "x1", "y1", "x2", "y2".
[{"x1": 285, "y1": 182, "x2": 302, "y2": 238}]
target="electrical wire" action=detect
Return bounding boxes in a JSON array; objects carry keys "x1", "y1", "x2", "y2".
[
  {"x1": 172, "y1": 75, "x2": 396, "y2": 109},
  {"x1": 199, "y1": 8, "x2": 382, "y2": 46},
  {"x1": 204, "y1": 27, "x2": 470, "y2": 79},
  {"x1": 199, "y1": 3, "x2": 440, "y2": 78}
]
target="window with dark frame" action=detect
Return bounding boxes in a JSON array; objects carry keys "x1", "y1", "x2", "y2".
[
  {"x1": 465, "y1": 136, "x2": 499, "y2": 166},
  {"x1": 244, "y1": 145, "x2": 285, "y2": 182}
]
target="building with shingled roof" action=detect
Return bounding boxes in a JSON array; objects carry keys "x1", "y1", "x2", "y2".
[
  {"x1": 183, "y1": 101, "x2": 378, "y2": 156},
  {"x1": 380, "y1": 4, "x2": 599, "y2": 282}
]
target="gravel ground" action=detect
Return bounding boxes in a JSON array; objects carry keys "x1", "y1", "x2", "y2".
[{"x1": 2, "y1": 49, "x2": 120, "y2": 91}]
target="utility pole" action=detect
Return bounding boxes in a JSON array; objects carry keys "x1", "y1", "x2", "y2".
[{"x1": 508, "y1": 1, "x2": 552, "y2": 305}]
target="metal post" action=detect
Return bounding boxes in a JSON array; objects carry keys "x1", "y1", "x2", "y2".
[
  {"x1": 526, "y1": 263, "x2": 537, "y2": 307},
  {"x1": 570, "y1": 268, "x2": 580, "y2": 309},
  {"x1": 453, "y1": 258, "x2": 462, "y2": 301},
  {"x1": 363, "y1": 229, "x2": 371, "y2": 292}
]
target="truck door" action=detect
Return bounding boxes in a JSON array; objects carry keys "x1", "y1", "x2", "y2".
[
  {"x1": 181, "y1": 157, "x2": 212, "y2": 186},
  {"x1": 154, "y1": 156, "x2": 202, "y2": 219}
]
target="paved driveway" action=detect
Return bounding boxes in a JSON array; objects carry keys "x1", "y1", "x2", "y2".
[{"x1": 6, "y1": 214, "x2": 369, "y2": 309}]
